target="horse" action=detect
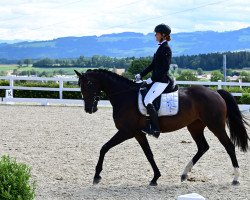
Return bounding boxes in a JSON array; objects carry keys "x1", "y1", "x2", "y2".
[{"x1": 74, "y1": 69, "x2": 249, "y2": 186}]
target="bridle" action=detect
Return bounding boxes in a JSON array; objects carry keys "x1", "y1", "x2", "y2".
[
  {"x1": 79, "y1": 78, "x2": 101, "y2": 112},
  {"x1": 79, "y1": 77, "x2": 144, "y2": 105},
  {"x1": 109, "y1": 85, "x2": 141, "y2": 97}
]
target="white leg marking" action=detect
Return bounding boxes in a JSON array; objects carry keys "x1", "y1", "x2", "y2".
[
  {"x1": 233, "y1": 167, "x2": 240, "y2": 182},
  {"x1": 182, "y1": 160, "x2": 193, "y2": 175}
]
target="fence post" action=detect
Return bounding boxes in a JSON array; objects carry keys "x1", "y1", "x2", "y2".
[
  {"x1": 9, "y1": 77, "x2": 14, "y2": 96},
  {"x1": 239, "y1": 79, "x2": 242, "y2": 89},
  {"x1": 59, "y1": 79, "x2": 63, "y2": 99},
  {"x1": 217, "y1": 80, "x2": 222, "y2": 90}
]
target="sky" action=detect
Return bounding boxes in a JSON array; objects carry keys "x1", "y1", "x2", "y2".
[{"x1": 0, "y1": 0, "x2": 250, "y2": 41}]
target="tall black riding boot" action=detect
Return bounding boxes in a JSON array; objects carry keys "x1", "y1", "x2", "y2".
[
  {"x1": 142, "y1": 103, "x2": 160, "y2": 138},
  {"x1": 147, "y1": 104, "x2": 160, "y2": 138},
  {"x1": 141, "y1": 117, "x2": 151, "y2": 135}
]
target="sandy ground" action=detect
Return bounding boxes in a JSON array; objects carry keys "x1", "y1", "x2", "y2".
[{"x1": 0, "y1": 105, "x2": 249, "y2": 200}]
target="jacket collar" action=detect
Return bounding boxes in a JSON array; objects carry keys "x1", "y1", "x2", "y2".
[{"x1": 158, "y1": 40, "x2": 167, "y2": 46}]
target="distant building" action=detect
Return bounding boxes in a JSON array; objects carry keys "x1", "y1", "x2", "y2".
[
  {"x1": 228, "y1": 75, "x2": 239, "y2": 81},
  {"x1": 112, "y1": 68, "x2": 125, "y2": 75}
]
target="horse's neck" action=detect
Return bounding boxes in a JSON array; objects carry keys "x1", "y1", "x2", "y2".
[{"x1": 97, "y1": 73, "x2": 135, "y2": 106}]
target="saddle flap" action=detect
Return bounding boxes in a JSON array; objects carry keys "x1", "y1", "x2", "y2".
[
  {"x1": 138, "y1": 89, "x2": 179, "y2": 117},
  {"x1": 140, "y1": 87, "x2": 161, "y2": 111}
]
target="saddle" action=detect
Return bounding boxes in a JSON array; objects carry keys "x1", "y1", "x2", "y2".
[
  {"x1": 138, "y1": 80, "x2": 179, "y2": 117},
  {"x1": 140, "y1": 79, "x2": 178, "y2": 111}
]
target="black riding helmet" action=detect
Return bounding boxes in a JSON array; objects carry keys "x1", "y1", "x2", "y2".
[{"x1": 154, "y1": 24, "x2": 171, "y2": 35}]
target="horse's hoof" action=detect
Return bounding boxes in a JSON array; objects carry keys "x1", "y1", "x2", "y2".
[
  {"x1": 93, "y1": 175, "x2": 102, "y2": 185},
  {"x1": 232, "y1": 180, "x2": 240, "y2": 186},
  {"x1": 181, "y1": 174, "x2": 188, "y2": 182},
  {"x1": 149, "y1": 181, "x2": 158, "y2": 186}
]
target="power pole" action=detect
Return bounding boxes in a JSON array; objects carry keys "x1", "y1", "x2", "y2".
[{"x1": 223, "y1": 54, "x2": 227, "y2": 82}]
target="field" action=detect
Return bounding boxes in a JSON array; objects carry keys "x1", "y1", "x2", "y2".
[
  {"x1": 0, "y1": 64, "x2": 18, "y2": 71},
  {"x1": 0, "y1": 65, "x2": 95, "y2": 75},
  {"x1": 0, "y1": 64, "x2": 249, "y2": 76},
  {"x1": 0, "y1": 105, "x2": 249, "y2": 200}
]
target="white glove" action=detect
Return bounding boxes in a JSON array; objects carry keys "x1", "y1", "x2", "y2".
[
  {"x1": 145, "y1": 78, "x2": 153, "y2": 84},
  {"x1": 135, "y1": 74, "x2": 141, "y2": 82}
]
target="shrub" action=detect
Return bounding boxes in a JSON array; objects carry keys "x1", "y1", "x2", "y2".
[
  {"x1": 210, "y1": 70, "x2": 224, "y2": 81},
  {"x1": 0, "y1": 155, "x2": 35, "y2": 200},
  {"x1": 240, "y1": 93, "x2": 250, "y2": 104},
  {"x1": 197, "y1": 68, "x2": 203, "y2": 75},
  {"x1": 240, "y1": 71, "x2": 250, "y2": 82},
  {"x1": 176, "y1": 70, "x2": 198, "y2": 81}
]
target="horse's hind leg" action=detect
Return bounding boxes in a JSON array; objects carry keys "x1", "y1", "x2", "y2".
[
  {"x1": 209, "y1": 127, "x2": 240, "y2": 185},
  {"x1": 181, "y1": 120, "x2": 209, "y2": 182}
]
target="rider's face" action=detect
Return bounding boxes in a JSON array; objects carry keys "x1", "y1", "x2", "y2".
[{"x1": 155, "y1": 32, "x2": 163, "y2": 42}]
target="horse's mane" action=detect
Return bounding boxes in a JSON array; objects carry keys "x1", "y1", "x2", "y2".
[{"x1": 86, "y1": 69, "x2": 137, "y2": 87}]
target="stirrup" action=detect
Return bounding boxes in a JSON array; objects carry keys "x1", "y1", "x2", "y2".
[
  {"x1": 151, "y1": 130, "x2": 160, "y2": 138},
  {"x1": 141, "y1": 119, "x2": 151, "y2": 135},
  {"x1": 141, "y1": 126, "x2": 160, "y2": 138}
]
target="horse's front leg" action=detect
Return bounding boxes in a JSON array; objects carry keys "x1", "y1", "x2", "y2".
[
  {"x1": 135, "y1": 132, "x2": 161, "y2": 186},
  {"x1": 93, "y1": 130, "x2": 133, "y2": 184}
]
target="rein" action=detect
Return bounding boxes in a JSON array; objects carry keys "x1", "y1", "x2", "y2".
[
  {"x1": 109, "y1": 84, "x2": 141, "y2": 97},
  {"x1": 80, "y1": 73, "x2": 145, "y2": 101}
]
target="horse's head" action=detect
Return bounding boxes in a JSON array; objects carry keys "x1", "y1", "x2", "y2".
[{"x1": 75, "y1": 70, "x2": 101, "y2": 114}]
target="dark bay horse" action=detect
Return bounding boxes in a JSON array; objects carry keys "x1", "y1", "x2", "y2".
[{"x1": 74, "y1": 69, "x2": 249, "y2": 186}]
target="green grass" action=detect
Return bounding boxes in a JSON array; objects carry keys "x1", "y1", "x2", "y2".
[
  {"x1": 0, "y1": 64, "x2": 249, "y2": 76},
  {"x1": 0, "y1": 65, "x2": 96, "y2": 75},
  {"x1": 0, "y1": 65, "x2": 18, "y2": 71}
]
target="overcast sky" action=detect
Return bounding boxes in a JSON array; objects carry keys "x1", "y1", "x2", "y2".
[{"x1": 0, "y1": 0, "x2": 250, "y2": 41}]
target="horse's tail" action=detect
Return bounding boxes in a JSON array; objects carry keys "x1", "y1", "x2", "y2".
[{"x1": 217, "y1": 89, "x2": 250, "y2": 152}]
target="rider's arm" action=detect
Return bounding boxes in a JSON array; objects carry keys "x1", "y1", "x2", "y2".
[{"x1": 140, "y1": 54, "x2": 155, "y2": 78}]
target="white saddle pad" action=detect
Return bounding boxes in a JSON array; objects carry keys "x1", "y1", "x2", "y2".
[{"x1": 138, "y1": 90, "x2": 179, "y2": 116}]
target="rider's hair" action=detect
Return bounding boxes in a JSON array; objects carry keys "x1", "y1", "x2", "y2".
[
  {"x1": 162, "y1": 33, "x2": 171, "y2": 41},
  {"x1": 166, "y1": 35, "x2": 171, "y2": 41}
]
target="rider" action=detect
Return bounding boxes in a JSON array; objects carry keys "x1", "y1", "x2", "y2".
[{"x1": 135, "y1": 23, "x2": 172, "y2": 138}]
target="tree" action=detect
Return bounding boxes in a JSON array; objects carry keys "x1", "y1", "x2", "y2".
[
  {"x1": 127, "y1": 58, "x2": 151, "y2": 79},
  {"x1": 76, "y1": 56, "x2": 87, "y2": 67},
  {"x1": 177, "y1": 69, "x2": 182, "y2": 75},
  {"x1": 210, "y1": 70, "x2": 224, "y2": 81},
  {"x1": 226, "y1": 68, "x2": 233, "y2": 76},
  {"x1": 240, "y1": 71, "x2": 250, "y2": 82},
  {"x1": 23, "y1": 59, "x2": 33, "y2": 67},
  {"x1": 122, "y1": 71, "x2": 133, "y2": 79},
  {"x1": 33, "y1": 58, "x2": 54, "y2": 68},
  {"x1": 173, "y1": 51, "x2": 250, "y2": 70},
  {"x1": 12, "y1": 69, "x2": 18, "y2": 75},
  {"x1": 0, "y1": 71, "x2": 8, "y2": 76},
  {"x1": 176, "y1": 70, "x2": 198, "y2": 81},
  {"x1": 17, "y1": 60, "x2": 23, "y2": 67},
  {"x1": 197, "y1": 68, "x2": 203, "y2": 75}
]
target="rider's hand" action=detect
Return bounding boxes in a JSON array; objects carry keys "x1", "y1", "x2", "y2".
[
  {"x1": 135, "y1": 74, "x2": 141, "y2": 82},
  {"x1": 145, "y1": 78, "x2": 153, "y2": 84}
]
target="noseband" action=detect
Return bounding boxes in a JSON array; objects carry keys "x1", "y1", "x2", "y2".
[{"x1": 79, "y1": 78, "x2": 101, "y2": 111}]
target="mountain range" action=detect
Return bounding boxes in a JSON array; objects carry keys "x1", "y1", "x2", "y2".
[{"x1": 0, "y1": 27, "x2": 250, "y2": 59}]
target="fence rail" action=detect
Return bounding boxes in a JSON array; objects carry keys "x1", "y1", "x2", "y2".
[{"x1": 0, "y1": 75, "x2": 249, "y2": 101}]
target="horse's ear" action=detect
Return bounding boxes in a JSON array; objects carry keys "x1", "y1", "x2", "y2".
[{"x1": 74, "y1": 70, "x2": 82, "y2": 77}]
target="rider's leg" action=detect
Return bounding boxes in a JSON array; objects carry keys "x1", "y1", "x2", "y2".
[{"x1": 143, "y1": 82, "x2": 168, "y2": 138}]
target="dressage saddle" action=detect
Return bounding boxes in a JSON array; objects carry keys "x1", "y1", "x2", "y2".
[{"x1": 140, "y1": 79, "x2": 178, "y2": 111}]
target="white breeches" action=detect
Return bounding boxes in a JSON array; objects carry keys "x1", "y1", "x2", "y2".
[{"x1": 144, "y1": 82, "x2": 169, "y2": 106}]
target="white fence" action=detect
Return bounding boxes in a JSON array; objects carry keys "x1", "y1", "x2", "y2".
[{"x1": 0, "y1": 76, "x2": 249, "y2": 111}]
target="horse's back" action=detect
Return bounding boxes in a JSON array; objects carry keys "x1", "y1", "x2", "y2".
[{"x1": 182, "y1": 85, "x2": 227, "y2": 121}]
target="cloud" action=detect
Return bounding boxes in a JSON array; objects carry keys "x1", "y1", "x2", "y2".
[{"x1": 0, "y1": 0, "x2": 249, "y2": 40}]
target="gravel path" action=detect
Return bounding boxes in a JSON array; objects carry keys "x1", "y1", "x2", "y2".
[{"x1": 0, "y1": 105, "x2": 249, "y2": 200}]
